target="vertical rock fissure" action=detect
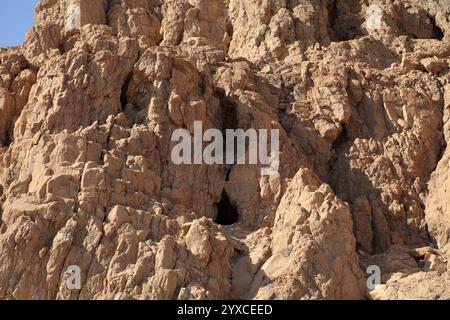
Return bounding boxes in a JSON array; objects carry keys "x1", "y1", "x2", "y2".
[{"x1": 214, "y1": 90, "x2": 240, "y2": 225}]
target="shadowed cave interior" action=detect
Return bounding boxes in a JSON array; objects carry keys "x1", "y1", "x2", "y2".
[{"x1": 215, "y1": 190, "x2": 239, "y2": 225}]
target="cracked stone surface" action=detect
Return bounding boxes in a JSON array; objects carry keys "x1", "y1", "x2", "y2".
[{"x1": 0, "y1": 0, "x2": 450, "y2": 300}]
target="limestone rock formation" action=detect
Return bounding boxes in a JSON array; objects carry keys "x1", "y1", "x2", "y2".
[{"x1": 0, "y1": 0, "x2": 450, "y2": 300}]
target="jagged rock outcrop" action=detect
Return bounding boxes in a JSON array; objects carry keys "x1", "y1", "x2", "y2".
[
  {"x1": 246, "y1": 168, "x2": 366, "y2": 299},
  {"x1": 0, "y1": 0, "x2": 450, "y2": 300},
  {"x1": 370, "y1": 271, "x2": 450, "y2": 300}
]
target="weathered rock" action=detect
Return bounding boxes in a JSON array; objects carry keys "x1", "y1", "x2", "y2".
[
  {"x1": 246, "y1": 168, "x2": 366, "y2": 300},
  {"x1": 370, "y1": 272, "x2": 450, "y2": 300},
  {"x1": 0, "y1": 0, "x2": 450, "y2": 301}
]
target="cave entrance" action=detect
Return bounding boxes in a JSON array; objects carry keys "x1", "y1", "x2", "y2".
[
  {"x1": 215, "y1": 190, "x2": 239, "y2": 225},
  {"x1": 431, "y1": 18, "x2": 444, "y2": 40}
]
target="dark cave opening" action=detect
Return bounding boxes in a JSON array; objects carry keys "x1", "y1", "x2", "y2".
[
  {"x1": 215, "y1": 190, "x2": 239, "y2": 225},
  {"x1": 1, "y1": 120, "x2": 15, "y2": 147},
  {"x1": 430, "y1": 16, "x2": 445, "y2": 40},
  {"x1": 120, "y1": 75, "x2": 132, "y2": 111},
  {"x1": 328, "y1": 0, "x2": 365, "y2": 42},
  {"x1": 328, "y1": 0, "x2": 339, "y2": 37}
]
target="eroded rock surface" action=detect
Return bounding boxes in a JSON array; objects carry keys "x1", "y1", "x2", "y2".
[{"x1": 1, "y1": 0, "x2": 450, "y2": 300}]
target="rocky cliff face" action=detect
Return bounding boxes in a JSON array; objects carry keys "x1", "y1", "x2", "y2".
[{"x1": 0, "y1": 0, "x2": 450, "y2": 300}]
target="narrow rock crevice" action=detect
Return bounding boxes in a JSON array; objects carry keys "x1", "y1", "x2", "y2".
[
  {"x1": 214, "y1": 90, "x2": 240, "y2": 225},
  {"x1": 327, "y1": 0, "x2": 339, "y2": 38},
  {"x1": 215, "y1": 89, "x2": 238, "y2": 164},
  {"x1": 120, "y1": 74, "x2": 132, "y2": 111}
]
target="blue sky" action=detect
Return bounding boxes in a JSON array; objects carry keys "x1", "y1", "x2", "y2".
[{"x1": 0, "y1": 0, "x2": 40, "y2": 47}]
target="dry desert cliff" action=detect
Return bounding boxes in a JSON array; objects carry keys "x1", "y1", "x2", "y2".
[{"x1": 1, "y1": 0, "x2": 450, "y2": 300}]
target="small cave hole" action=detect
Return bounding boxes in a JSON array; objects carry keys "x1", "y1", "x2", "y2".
[{"x1": 215, "y1": 190, "x2": 239, "y2": 225}]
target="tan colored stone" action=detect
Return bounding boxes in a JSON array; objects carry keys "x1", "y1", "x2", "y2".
[{"x1": 1, "y1": 0, "x2": 450, "y2": 301}]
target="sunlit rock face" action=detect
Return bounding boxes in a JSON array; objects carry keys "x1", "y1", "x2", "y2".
[{"x1": 0, "y1": 0, "x2": 450, "y2": 300}]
